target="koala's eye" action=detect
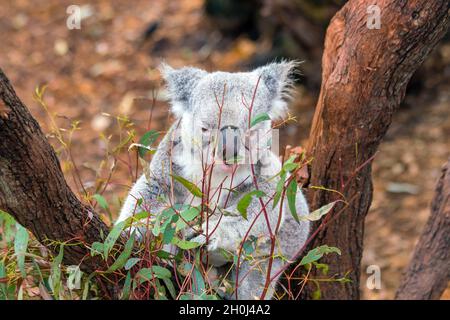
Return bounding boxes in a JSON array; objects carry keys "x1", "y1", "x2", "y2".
[{"x1": 201, "y1": 127, "x2": 208, "y2": 133}]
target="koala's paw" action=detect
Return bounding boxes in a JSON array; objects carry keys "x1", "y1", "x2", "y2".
[
  {"x1": 206, "y1": 236, "x2": 220, "y2": 251},
  {"x1": 190, "y1": 234, "x2": 220, "y2": 251},
  {"x1": 189, "y1": 233, "x2": 205, "y2": 245},
  {"x1": 184, "y1": 227, "x2": 198, "y2": 240}
]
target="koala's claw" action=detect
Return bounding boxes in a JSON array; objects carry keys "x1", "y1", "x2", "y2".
[
  {"x1": 189, "y1": 234, "x2": 206, "y2": 246},
  {"x1": 206, "y1": 236, "x2": 220, "y2": 251},
  {"x1": 184, "y1": 227, "x2": 199, "y2": 241},
  {"x1": 189, "y1": 234, "x2": 220, "y2": 252}
]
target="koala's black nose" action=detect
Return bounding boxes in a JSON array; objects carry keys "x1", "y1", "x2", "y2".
[{"x1": 219, "y1": 125, "x2": 239, "y2": 164}]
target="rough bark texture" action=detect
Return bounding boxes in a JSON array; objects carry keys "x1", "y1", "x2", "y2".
[
  {"x1": 395, "y1": 158, "x2": 450, "y2": 300},
  {"x1": 301, "y1": 0, "x2": 450, "y2": 299},
  {"x1": 0, "y1": 69, "x2": 110, "y2": 275}
]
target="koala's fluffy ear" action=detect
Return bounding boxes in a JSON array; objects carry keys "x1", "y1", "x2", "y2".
[
  {"x1": 160, "y1": 63, "x2": 207, "y2": 117},
  {"x1": 254, "y1": 61, "x2": 299, "y2": 120}
]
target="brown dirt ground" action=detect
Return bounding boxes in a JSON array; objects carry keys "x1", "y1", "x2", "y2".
[{"x1": 0, "y1": 0, "x2": 448, "y2": 299}]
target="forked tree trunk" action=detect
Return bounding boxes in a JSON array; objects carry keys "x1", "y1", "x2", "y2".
[
  {"x1": 0, "y1": 70, "x2": 110, "y2": 275},
  {"x1": 301, "y1": 0, "x2": 449, "y2": 299},
  {"x1": 396, "y1": 158, "x2": 450, "y2": 300}
]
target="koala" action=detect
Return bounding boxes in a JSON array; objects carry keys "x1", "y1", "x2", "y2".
[{"x1": 116, "y1": 61, "x2": 310, "y2": 300}]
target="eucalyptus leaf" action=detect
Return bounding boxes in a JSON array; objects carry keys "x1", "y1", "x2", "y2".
[
  {"x1": 124, "y1": 258, "x2": 140, "y2": 271},
  {"x1": 273, "y1": 172, "x2": 286, "y2": 209},
  {"x1": 171, "y1": 174, "x2": 203, "y2": 198},
  {"x1": 172, "y1": 237, "x2": 202, "y2": 250},
  {"x1": 90, "y1": 242, "x2": 104, "y2": 258},
  {"x1": 237, "y1": 190, "x2": 265, "y2": 220},
  {"x1": 300, "y1": 245, "x2": 341, "y2": 266},
  {"x1": 50, "y1": 245, "x2": 64, "y2": 298},
  {"x1": 286, "y1": 179, "x2": 299, "y2": 223},
  {"x1": 282, "y1": 155, "x2": 299, "y2": 172},
  {"x1": 136, "y1": 266, "x2": 172, "y2": 282},
  {"x1": 107, "y1": 232, "x2": 135, "y2": 272},
  {"x1": 66, "y1": 265, "x2": 82, "y2": 290},
  {"x1": 250, "y1": 113, "x2": 270, "y2": 127},
  {"x1": 103, "y1": 220, "x2": 126, "y2": 258},
  {"x1": 14, "y1": 223, "x2": 29, "y2": 278},
  {"x1": 176, "y1": 207, "x2": 200, "y2": 231},
  {"x1": 153, "y1": 208, "x2": 176, "y2": 237},
  {"x1": 192, "y1": 266, "x2": 206, "y2": 296},
  {"x1": 92, "y1": 194, "x2": 108, "y2": 209},
  {"x1": 162, "y1": 215, "x2": 178, "y2": 244},
  {"x1": 138, "y1": 130, "x2": 159, "y2": 158},
  {"x1": 121, "y1": 271, "x2": 132, "y2": 300},
  {"x1": 302, "y1": 201, "x2": 338, "y2": 222},
  {"x1": 163, "y1": 278, "x2": 177, "y2": 300}
]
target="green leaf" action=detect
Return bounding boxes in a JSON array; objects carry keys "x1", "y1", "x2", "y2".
[
  {"x1": 179, "y1": 293, "x2": 194, "y2": 300},
  {"x1": 152, "y1": 208, "x2": 175, "y2": 237},
  {"x1": 286, "y1": 179, "x2": 299, "y2": 223},
  {"x1": 172, "y1": 237, "x2": 202, "y2": 250},
  {"x1": 0, "y1": 260, "x2": 7, "y2": 299},
  {"x1": 302, "y1": 201, "x2": 338, "y2": 222},
  {"x1": 124, "y1": 258, "x2": 140, "y2": 270},
  {"x1": 82, "y1": 273, "x2": 95, "y2": 300},
  {"x1": 162, "y1": 278, "x2": 177, "y2": 300},
  {"x1": 237, "y1": 190, "x2": 266, "y2": 220},
  {"x1": 192, "y1": 266, "x2": 206, "y2": 296},
  {"x1": 218, "y1": 248, "x2": 234, "y2": 261},
  {"x1": 176, "y1": 207, "x2": 200, "y2": 231},
  {"x1": 242, "y1": 235, "x2": 257, "y2": 255},
  {"x1": 107, "y1": 233, "x2": 135, "y2": 272},
  {"x1": 90, "y1": 242, "x2": 104, "y2": 258},
  {"x1": 136, "y1": 266, "x2": 172, "y2": 282},
  {"x1": 121, "y1": 271, "x2": 132, "y2": 300},
  {"x1": 92, "y1": 194, "x2": 108, "y2": 209},
  {"x1": 199, "y1": 294, "x2": 219, "y2": 300},
  {"x1": 66, "y1": 265, "x2": 82, "y2": 291},
  {"x1": 300, "y1": 245, "x2": 341, "y2": 266},
  {"x1": 273, "y1": 172, "x2": 286, "y2": 209},
  {"x1": 124, "y1": 211, "x2": 151, "y2": 227},
  {"x1": 283, "y1": 156, "x2": 299, "y2": 172},
  {"x1": 282, "y1": 155, "x2": 299, "y2": 172},
  {"x1": 179, "y1": 293, "x2": 218, "y2": 300},
  {"x1": 14, "y1": 223, "x2": 29, "y2": 278},
  {"x1": 155, "y1": 279, "x2": 168, "y2": 300},
  {"x1": 162, "y1": 215, "x2": 178, "y2": 244},
  {"x1": 250, "y1": 112, "x2": 270, "y2": 127},
  {"x1": 0, "y1": 210, "x2": 16, "y2": 244},
  {"x1": 312, "y1": 287, "x2": 321, "y2": 300},
  {"x1": 103, "y1": 220, "x2": 126, "y2": 258},
  {"x1": 138, "y1": 130, "x2": 159, "y2": 158},
  {"x1": 50, "y1": 245, "x2": 64, "y2": 298},
  {"x1": 156, "y1": 250, "x2": 173, "y2": 259},
  {"x1": 313, "y1": 262, "x2": 329, "y2": 276},
  {"x1": 171, "y1": 174, "x2": 203, "y2": 198}
]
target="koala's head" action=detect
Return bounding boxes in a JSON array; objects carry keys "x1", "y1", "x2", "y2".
[{"x1": 160, "y1": 61, "x2": 298, "y2": 177}]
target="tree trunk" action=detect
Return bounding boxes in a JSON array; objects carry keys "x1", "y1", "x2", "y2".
[
  {"x1": 301, "y1": 0, "x2": 450, "y2": 299},
  {"x1": 395, "y1": 158, "x2": 450, "y2": 300},
  {"x1": 0, "y1": 69, "x2": 110, "y2": 276}
]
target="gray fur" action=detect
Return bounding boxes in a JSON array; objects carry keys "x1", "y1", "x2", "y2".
[{"x1": 117, "y1": 62, "x2": 310, "y2": 300}]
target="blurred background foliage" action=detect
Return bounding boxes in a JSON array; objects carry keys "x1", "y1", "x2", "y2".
[{"x1": 0, "y1": 0, "x2": 448, "y2": 299}]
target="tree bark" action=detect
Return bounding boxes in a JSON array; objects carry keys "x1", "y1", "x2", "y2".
[
  {"x1": 301, "y1": 0, "x2": 450, "y2": 299},
  {"x1": 0, "y1": 69, "x2": 110, "y2": 275},
  {"x1": 395, "y1": 158, "x2": 450, "y2": 300}
]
